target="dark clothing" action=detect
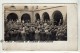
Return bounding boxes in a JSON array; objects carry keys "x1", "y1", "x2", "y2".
[
  {"x1": 29, "y1": 31, "x2": 35, "y2": 41},
  {"x1": 46, "y1": 31, "x2": 51, "y2": 41},
  {"x1": 51, "y1": 29, "x2": 57, "y2": 40},
  {"x1": 39, "y1": 31, "x2": 46, "y2": 41},
  {"x1": 25, "y1": 30, "x2": 29, "y2": 41}
]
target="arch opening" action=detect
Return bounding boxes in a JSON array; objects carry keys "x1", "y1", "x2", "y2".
[
  {"x1": 21, "y1": 13, "x2": 31, "y2": 23},
  {"x1": 35, "y1": 13, "x2": 40, "y2": 21},
  {"x1": 42, "y1": 12, "x2": 50, "y2": 21},
  {"x1": 7, "y1": 13, "x2": 18, "y2": 21},
  {"x1": 53, "y1": 10, "x2": 63, "y2": 26}
]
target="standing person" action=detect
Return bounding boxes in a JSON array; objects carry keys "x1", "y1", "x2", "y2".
[
  {"x1": 13, "y1": 29, "x2": 18, "y2": 41},
  {"x1": 9, "y1": 21, "x2": 15, "y2": 41},
  {"x1": 29, "y1": 26, "x2": 35, "y2": 41},
  {"x1": 10, "y1": 29, "x2": 14, "y2": 41},
  {"x1": 62, "y1": 26, "x2": 67, "y2": 40},
  {"x1": 16, "y1": 28, "x2": 21, "y2": 41},
  {"x1": 35, "y1": 28, "x2": 40, "y2": 41},
  {"x1": 50, "y1": 28, "x2": 54, "y2": 41},
  {"x1": 51, "y1": 28, "x2": 57, "y2": 41},
  {"x1": 14, "y1": 21, "x2": 19, "y2": 41},
  {"x1": 25, "y1": 26, "x2": 29, "y2": 41},
  {"x1": 39, "y1": 28, "x2": 46, "y2": 41},
  {"x1": 56, "y1": 27, "x2": 60, "y2": 40},
  {"x1": 45, "y1": 28, "x2": 48, "y2": 40},
  {"x1": 46, "y1": 28, "x2": 52, "y2": 41},
  {"x1": 15, "y1": 20, "x2": 21, "y2": 41},
  {"x1": 5, "y1": 21, "x2": 11, "y2": 41},
  {"x1": 57, "y1": 29, "x2": 63, "y2": 40},
  {"x1": 21, "y1": 26, "x2": 26, "y2": 41}
]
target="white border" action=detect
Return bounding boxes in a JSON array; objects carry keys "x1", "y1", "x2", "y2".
[
  {"x1": 0, "y1": 0, "x2": 78, "y2": 52},
  {"x1": 1, "y1": 3, "x2": 78, "y2": 51}
]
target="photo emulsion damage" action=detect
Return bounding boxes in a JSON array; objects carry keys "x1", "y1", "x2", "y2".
[{"x1": 4, "y1": 5, "x2": 67, "y2": 42}]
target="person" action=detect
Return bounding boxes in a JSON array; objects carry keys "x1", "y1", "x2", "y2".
[
  {"x1": 51, "y1": 28, "x2": 57, "y2": 41},
  {"x1": 21, "y1": 26, "x2": 26, "y2": 41},
  {"x1": 25, "y1": 26, "x2": 29, "y2": 41},
  {"x1": 29, "y1": 26, "x2": 35, "y2": 41},
  {"x1": 5, "y1": 30, "x2": 11, "y2": 41},
  {"x1": 39, "y1": 28, "x2": 46, "y2": 41},
  {"x1": 45, "y1": 29, "x2": 48, "y2": 40},
  {"x1": 57, "y1": 29, "x2": 64, "y2": 40},
  {"x1": 64, "y1": 29, "x2": 67, "y2": 40},
  {"x1": 46, "y1": 28, "x2": 52, "y2": 41},
  {"x1": 62, "y1": 25, "x2": 67, "y2": 40},
  {"x1": 35, "y1": 28, "x2": 40, "y2": 41},
  {"x1": 10, "y1": 29, "x2": 15, "y2": 41},
  {"x1": 13, "y1": 29, "x2": 18, "y2": 41},
  {"x1": 5, "y1": 21, "x2": 11, "y2": 41}
]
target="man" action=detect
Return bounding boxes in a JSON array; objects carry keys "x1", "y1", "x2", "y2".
[
  {"x1": 51, "y1": 28, "x2": 57, "y2": 41},
  {"x1": 21, "y1": 26, "x2": 26, "y2": 41},
  {"x1": 39, "y1": 28, "x2": 46, "y2": 41},
  {"x1": 35, "y1": 28, "x2": 40, "y2": 41},
  {"x1": 29, "y1": 26, "x2": 35, "y2": 41},
  {"x1": 25, "y1": 26, "x2": 29, "y2": 41},
  {"x1": 46, "y1": 28, "x2": 52, "y2": 41}
]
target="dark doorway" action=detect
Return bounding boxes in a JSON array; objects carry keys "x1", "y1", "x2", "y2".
[
  {"x1": 53, "y1": 10, "x2": 63, "y2": 26},
  {"x1": 35, "y1": 13, "x2": 40, "y2": 20},
  {"x1": 7, "y1": 13, "x2": 18, "y2": 21},
  {"x1": 21, "y1": 13, "x2": 31, "y2": 23},
  {"x1": 43, "y1": 12, "x2": 50, "y2": 21}
]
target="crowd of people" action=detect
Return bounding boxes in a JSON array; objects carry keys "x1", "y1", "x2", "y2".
[{"x1": 4, "y1": 19, "x2": 67, "y2": 41}]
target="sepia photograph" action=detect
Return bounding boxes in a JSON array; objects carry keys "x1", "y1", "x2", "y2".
[
  {"x1": 2, "y1": 4, "x2": 77, "y2": 51},
  {"x1": 4, "y1": 4, "x2": 67, "y2": 42}
]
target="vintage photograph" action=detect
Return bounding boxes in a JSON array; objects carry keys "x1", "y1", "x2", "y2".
[
  {"x1": 2, "y1": 4, "x2": 78, "y2": 51},
  {"x1": 4, "y1": 4, "x2": 67, "y2": 42}
]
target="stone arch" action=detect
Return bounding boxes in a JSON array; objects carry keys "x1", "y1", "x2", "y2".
[{"x1": 52, "y1": 10, "x2": 63, "y2": 26}]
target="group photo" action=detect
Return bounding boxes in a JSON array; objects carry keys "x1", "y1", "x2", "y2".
[{"x1": 4, "y1": 5, "x2": 67, "y2": 41}]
